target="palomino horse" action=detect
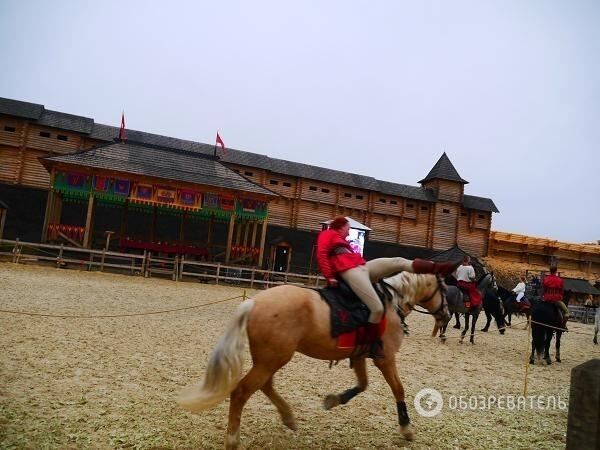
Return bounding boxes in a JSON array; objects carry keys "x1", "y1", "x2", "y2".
[
  {"x1": 178, "y1": 272, "x2": 449, "y2": 449},
  {"x1": 431, "y1": 273, "x2": 495, "y2": 344}
]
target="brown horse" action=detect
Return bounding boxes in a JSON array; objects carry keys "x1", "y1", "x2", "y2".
[{"x1": 178, "y1": 272, "x2": 449, "y2": 449}]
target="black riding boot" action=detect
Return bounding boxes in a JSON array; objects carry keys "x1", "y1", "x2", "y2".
[{"x1": 366, "y1": 322, "x2": 384, "y2": 359}]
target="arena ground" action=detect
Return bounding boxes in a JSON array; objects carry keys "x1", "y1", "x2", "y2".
[{"x1": 1, "y1": 262, "x2": 599, "y2": 449}]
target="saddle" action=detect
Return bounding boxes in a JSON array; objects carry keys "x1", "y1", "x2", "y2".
[{"x1": 313, "y1": 280, "x2": 391, "y2": 350}]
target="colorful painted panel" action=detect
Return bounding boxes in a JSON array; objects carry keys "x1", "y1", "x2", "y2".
[
  {"x1": 203, "y1": 193, "x2": 220, "y2": 209},
  {"x1": 114, "y1": 179, "x2": 131, "y2": 196},
  {"x1": 156, "y1": 187, "x2": 176, "y2": 204},
  {"x1": 179, "y1": 190, "x2": 201, "y2": 209},
  {"x1": 133, "y1": 184, "x2": 153, "y2": 201}
]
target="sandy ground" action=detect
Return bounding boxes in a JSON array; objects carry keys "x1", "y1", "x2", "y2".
[{"x1": 1, "y1": 262, "x2": 599, "y2": 449}]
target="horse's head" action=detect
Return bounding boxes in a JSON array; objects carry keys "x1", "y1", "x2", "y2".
[
  {"x1": 477, "y1": 272, "x2": 495, "y2": 292},
  {"x1": 385, "y1": 272, "x2": 450, "y2": 328}
]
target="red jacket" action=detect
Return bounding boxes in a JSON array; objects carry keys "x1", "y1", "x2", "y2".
[
  {"x1": 543, "y1": 274, "x2": 564, "y2": 302},
  {"x1": 316, "y1": 229, "x2": 365, "y2": 280}
]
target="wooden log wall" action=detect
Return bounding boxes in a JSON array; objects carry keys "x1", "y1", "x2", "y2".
[
  {"x1": 488, "y1": 231, "x2": 600, "y2": 275},
  {"x1": 0, "y1": 114, "x2": 495, "y2": 256}
]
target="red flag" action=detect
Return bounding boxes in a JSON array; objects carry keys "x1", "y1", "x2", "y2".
[
  {"x1": 216, "y1": 132, "x2": 226, "y2": 155},
  {"x1": 119, "y1": 112, "x2": 126, "y2": 141}
]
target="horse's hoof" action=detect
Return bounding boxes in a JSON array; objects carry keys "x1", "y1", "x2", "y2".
[
  {"x1": 555, "y1": 357, "x2": 561, "y2": 363},
  {"x1": 529, "y1": 359, "x2": 534, "y2": 365},
  {"x1": 323, "y1": 394, "x2": 340, "y2": 410},
  {"x1": 594, "y1": 337, "x2": 598, "y2": 345},
  {"x1": 545, "y1": 358, "x2": 552, "y2": 365},
  {"x1": 400, "y1": 424, "x2": 415, "y2": 441},
  {"x1": 480, "y1": 328, "x2": 488, "y2": 332},
  {"x1": 283, "y1": 418, "x2": 298, "y2": 431},
  {"x1": 499, "y1": 330, "x2": 506, "y2": 335},
  {"x1": 453, "y1": 325, "x2": 461, "y2": 329}
]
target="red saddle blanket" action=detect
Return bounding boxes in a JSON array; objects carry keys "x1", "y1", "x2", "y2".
[{"x1": 337, "y1": 316, "x2": 387, "y2": 349}]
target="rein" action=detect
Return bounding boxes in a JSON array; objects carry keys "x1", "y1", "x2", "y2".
[{"x1": 382, "y1": 276, "x2": 447, "y2": 318}]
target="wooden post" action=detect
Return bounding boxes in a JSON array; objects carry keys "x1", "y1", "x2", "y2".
[
  {"x1": 0, "y1": 208, "x2": 6, "y2": 241},
  {"x1": 151, "y1": 206, "x2": 157, "y2": 242},
  {"x1": 257, "y1": 216, "x2": 269, "y2": 267},
  {"x1": 206, "y1": 215, "x2": 215, "y2": 255},
  {"x1": 119, "y1": 201, "x2": 129, "y2": 244},
  {"x1": 251, "y1": 221, "x2": 258, "y2": 248},
  {"x1": 179, "y1": 212, "x2": 186, "y2": 242},
  {"x1": 41, "y1": 189, "x2": 55, "y2": 243},
  {"x1": 243, "y1": 220, "x2": 250, "y2": 247},
  {"x1": 225, "y1": 214, "x2": 236, "y2": 263},
  {"x1": 566, "y1": 360, "x2": 600, "y2": 449},
  {"x1": 234, "y1": 219, "x2": 242, "y2": 246},
  {"x1": 83, "y1": 194, "x2": 96, "y2": 248},
  {"x1": 52, "y1": 192, "x2": 63, "y2": 225}
]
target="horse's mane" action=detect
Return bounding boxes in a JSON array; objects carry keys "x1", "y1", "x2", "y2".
[{"x1": 383, "y1": 272, "x2": 436, "y2": 309}]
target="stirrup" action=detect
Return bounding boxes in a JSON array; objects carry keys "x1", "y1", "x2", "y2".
[{"x1": 369, "y1": 340, "x2": 384, "y2": 359}]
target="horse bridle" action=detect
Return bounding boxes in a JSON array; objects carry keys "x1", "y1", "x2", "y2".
[{"x1": 383, "y1": 276, "x2": 448, "y2": 322}]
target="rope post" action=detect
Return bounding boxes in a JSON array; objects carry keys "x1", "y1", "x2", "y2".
[
  {"x1": 522, "y1": 315, "x2": 532, "y2": 396},
  {"x1": 57, "y1": 243, "x2": 64, "y2": 269},
  {"x1": 243, "y1": 289, "x2": 247, "y2": 302},
  {"x1": 100, "y1": 249, "x2": 106, "y2": 272},
  {"x1": 12, "y1": 238, "x2": 19, "y2": 263}
]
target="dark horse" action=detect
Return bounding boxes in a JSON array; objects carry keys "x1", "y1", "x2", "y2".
[
  {"x1": 480, "y1": 287, "x2": 506, "y2": 334},
  {"x1": 529, "y1": 298, "x2": 567, "y2": 365},
  {"x1": 500, "y1": 285, "x2": 531, "y2": 328},
  {"x1": 432, "y1": 273, "x2": 495, "y2": 344}
]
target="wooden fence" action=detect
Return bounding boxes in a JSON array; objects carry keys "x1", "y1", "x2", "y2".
[{"x1": 0, "y1": 239, "x2": 325, "y2": 288}]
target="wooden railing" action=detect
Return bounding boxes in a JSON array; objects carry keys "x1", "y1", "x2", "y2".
[{"x1": 0, "y1": 239, "x2": 325, "y2": 288}]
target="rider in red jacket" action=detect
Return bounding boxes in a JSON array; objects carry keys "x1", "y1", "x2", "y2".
[
  {"x1": 316, "y1": 216, "x2": 460, "y2": 357},
  {"x1": 542, "y1": 266, "x2": 569, "y2": 321}
]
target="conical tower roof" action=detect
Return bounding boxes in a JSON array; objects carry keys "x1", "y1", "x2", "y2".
[{"x1": 419, "y1": 152, "x2": 468, "y2": 184}]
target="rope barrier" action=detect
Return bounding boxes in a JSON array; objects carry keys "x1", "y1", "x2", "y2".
[{"x1": 0, "y1": 293, "x2": 246, "y2": 319}]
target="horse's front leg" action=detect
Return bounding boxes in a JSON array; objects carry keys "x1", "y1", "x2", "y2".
[
  {"x1": 555, "y1": 331, "x2": 562, "y2": 362},
  {"x1": 324, "y1": 357, "x2": 367, "y2": 410},
  {"x1": 373, "y1": 357, "x2": 414, "y2": 441}
]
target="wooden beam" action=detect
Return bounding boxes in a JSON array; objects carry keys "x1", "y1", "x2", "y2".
[
  {"x1": 82, "y1": 194, "x2": 96, "y2": 248},
  {"x1": 41, "y1": 172, "x2": 56, "y2": 243},
  {"x1": 0, "y1": 209, "x2": 6, "y2": 241},
  {"x1": 119, "y1": 201, "x2": 129, "y2": 244},
  {"x1": 225, "y1": 213, "x2": 236, "y2": 263},
  {"x1": 207, "y1": 215, "x2": 214, "y2": 250},
  {"x1": 257, "y1": 216, "x2": 269, "y2": 267},
  {"x1": 243, "y1": 220, "x2": 250, "y2": 247},
  {"x1": 251, "y1": 221, "x2": 258, "y2": 248}
]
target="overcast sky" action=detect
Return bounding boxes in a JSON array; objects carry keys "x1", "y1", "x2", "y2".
[{"x1": 1, "y1": 1, "x2": 598, "y2": 243}]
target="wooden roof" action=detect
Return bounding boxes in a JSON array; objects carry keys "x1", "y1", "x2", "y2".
[
  {"x1": 563, "y1": 278, "x2": 600, "y2": 296},
  {"x1": 40, "y1": 141, "x2": 277, "y2": 197},
  {"x1": 419, "y1": 152, "x2": 469, "y2": 184},
  {"x1": 1, "y1": 96, "x2": 499, "y2": 211}
]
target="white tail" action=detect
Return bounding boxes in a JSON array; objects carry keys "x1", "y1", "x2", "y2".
[{"x1": 178, "y1": 299, "x2": 255, "y2": 412}]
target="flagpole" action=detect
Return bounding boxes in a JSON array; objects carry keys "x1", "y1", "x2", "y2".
[{"x1": 213, "y1": 130, "x2": 218, "y2": 158}]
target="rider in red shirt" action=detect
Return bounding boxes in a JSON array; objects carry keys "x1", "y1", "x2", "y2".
[
  {"x1": 316, "y1": 216, "x2": 460, "y2": 357},
  {"x1": 542, "y1": 266, "x2": 569, "y2": 321}
]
